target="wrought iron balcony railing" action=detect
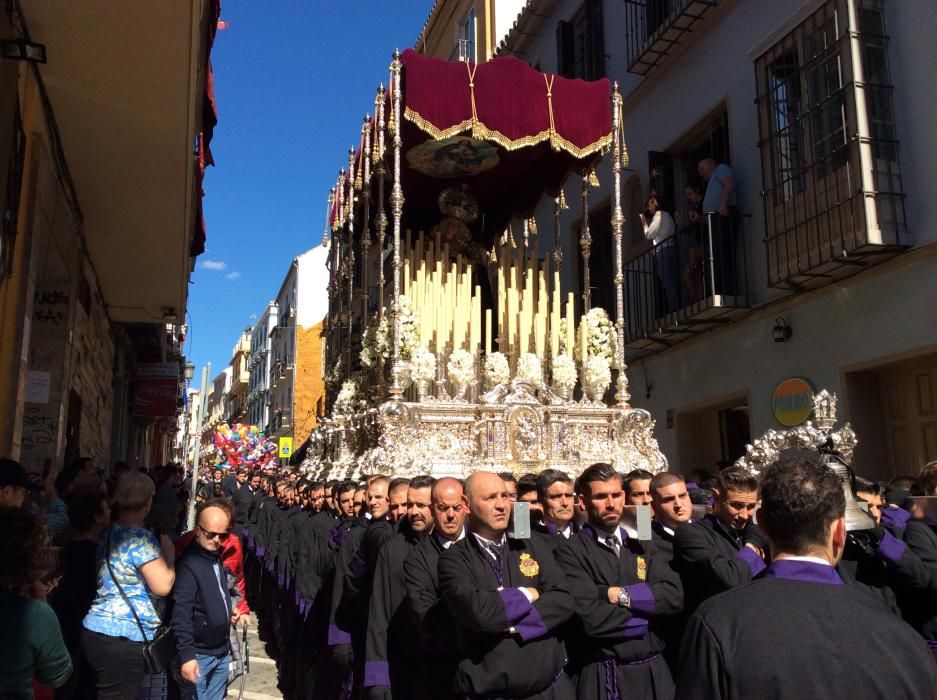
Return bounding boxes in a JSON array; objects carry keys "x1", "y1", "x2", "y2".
[
  {"x1": 624, "y1": 212, "x2": 749, "y2": 353},
  {"x1": 624, "y1": 0, "x2": 719, "y2": 76}
]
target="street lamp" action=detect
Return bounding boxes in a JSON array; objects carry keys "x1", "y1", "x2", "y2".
[{"x1": 181, "y1": 361, "x2": 196, "y2": 474}]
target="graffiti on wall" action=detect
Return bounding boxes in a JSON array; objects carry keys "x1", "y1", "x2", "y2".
[
  {"x1": 21, "y1": 405, "x2": 56, "y2": 450},
  {"x1": 33, "y1": 289, "x2": 68, "y2": 325}
]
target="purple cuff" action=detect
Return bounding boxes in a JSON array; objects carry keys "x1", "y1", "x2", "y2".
[
  {"x1": 736, "y1": 546, "x2": 767, "y2": 577},
  {"x1": 881, "y1": 506, "x2": 911, "y2": 530},
  {"x1": 500, "y1": 588, "x2": 548, "y2": 641},
  {"x1": 363, "y1": 660, "x2": 390, "y2": 688},
  {"x1": 328, "y1": 623, "x2": 352, "y2": 646},
  {"x1": 686, "y1": 482, "x2": 699, "y2": 490},
  {"x1": 877, "y1": 530, "x2": 907, "y2": 564},
  {"x1": 255, "y1": 546, "x2": 266, "y2": 558},
  {"x1": 624, "y1": 583, "x2": 655, "y2": 616},
  {"x1": 623, "y1": 616, "x2": 649, "y2": 640}
]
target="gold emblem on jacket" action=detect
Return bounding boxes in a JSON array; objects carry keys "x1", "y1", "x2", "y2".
[
  {"x1": 636, "y1": 556, "x2": 647, "y2": 581},
  {"x1": 519, "y1": 552, "x2": 540, "y2": 577}
]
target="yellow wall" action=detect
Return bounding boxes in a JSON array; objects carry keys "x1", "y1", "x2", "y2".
[
  {"x1": 293, "y1": 320, "x2": 325, "y2": 446},
  {"x1": 417, "y1": 0, "x2": 496, "y2": 62}
]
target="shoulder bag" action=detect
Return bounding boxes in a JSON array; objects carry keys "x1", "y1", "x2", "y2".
[{"x1": 105, "y1": 527, "x2": 176, "y2": 674}]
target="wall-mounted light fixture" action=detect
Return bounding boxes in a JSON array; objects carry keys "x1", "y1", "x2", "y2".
[
  {"x1": 1, "y1": 39, "x2": 46, "y2": 63},
  {"x1": 773, "y1": 317, "x2": 793, "y2": 343}
]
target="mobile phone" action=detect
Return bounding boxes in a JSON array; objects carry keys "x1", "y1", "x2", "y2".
[{"x1": 511, "y1": 501, "x2": 531, "y2": 539}]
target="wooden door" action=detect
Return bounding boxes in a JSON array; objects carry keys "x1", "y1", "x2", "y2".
[{"x1": 879, "y1": 355, "x2": 937, "y2": 476}]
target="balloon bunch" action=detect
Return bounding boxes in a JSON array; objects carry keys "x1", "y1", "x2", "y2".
[{"x1": 212, "y1": 423, "x2": 278, "y2": 470}]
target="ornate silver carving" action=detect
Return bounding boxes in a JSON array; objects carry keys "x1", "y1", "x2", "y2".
[
  {"x1": 301, "y1": 381, "x2": 668, "y2": 481},
  {"x1": 734, "y1": 390, "x2": 858, "y2": 476}
]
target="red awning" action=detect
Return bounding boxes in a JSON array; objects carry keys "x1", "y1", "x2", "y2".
[{"x1": 396, "y1": 49, "x2": 612, "y2": 248}]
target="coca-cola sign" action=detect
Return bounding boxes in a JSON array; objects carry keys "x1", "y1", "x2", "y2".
[{"x1": 133, "y1": 363, "x2": 179, "y2": 417}]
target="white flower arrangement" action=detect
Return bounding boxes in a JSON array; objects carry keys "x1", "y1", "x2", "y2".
[
  {"x1": 335, "y1": 378, "x2": 362, "y2": 414},
  {"x1": 516, "y1": 353, "x2": 543, "y2": 386},
  {"x1": 575, "y1": 308, "x2": 619, "y2": 366},
  {"x1": 359, "y1": 295, "x2": 420, "y2": 368},
  {"x1": 552, "y1": 354, "x2": 578, "y2": 391},
  {"x1": 582, "y1": 355, "x2": 611, "y2": 393},
  {"x1": 447, "y1": 349, "x2": 477, "y2": 388},
  {"x1": 410, "y1": 346, "x2": 437, "y2": 384},
  {"x1": 484, "y1": 352, "x2": 511, "y2": 387}
]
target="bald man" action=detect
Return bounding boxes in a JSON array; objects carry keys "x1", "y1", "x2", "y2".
[
  {"x1": 405, "y1": 477, "x2": 468, "y2": 700},
  {"x1": 172, "y1": 500, "x2": 234, "y2": 697},
  {"x1": 439, "y1": 472, "x2": 575, "y2": 699}
]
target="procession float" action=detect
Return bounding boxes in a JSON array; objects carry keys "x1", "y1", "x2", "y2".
[{"x1": 301, "y1": 48, "x2": 669, "y2": 480}]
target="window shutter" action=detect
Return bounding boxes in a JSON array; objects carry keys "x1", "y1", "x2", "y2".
[
  {"x1": 587, "y1": 0, "x2": 605, "y2": 79},
  {"x1": 648, "y1": 151, "x2": 675, "y2": 214},
  {"x1": 556, "y1": 20, "x2": 574, "y2": 77}
]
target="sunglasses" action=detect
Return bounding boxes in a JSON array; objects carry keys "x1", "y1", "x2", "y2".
[{"x1": 198, "y1": 524, "x2": 230, "y2": 541}]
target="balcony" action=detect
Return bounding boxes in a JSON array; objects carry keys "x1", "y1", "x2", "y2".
[
  {"x1": 268, "y1": 355, "x2": 295, "y2": 388},
  {"x1": 624, "y1": 213, "x2": 750, "y2": 353},
  {"x1": 624, "y1": 0, "x2": 719, "y2": 76},
  {"x1": 271, "y1": 408, "x2": 292, "y2": 434}
]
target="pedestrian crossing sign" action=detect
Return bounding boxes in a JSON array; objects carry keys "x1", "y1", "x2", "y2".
[{"x1": 278, "y1": 437, "x2": 293, "y2": 459}]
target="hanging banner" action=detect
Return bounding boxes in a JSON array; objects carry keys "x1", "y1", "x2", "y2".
[{"x1": 133, "y1": 362, "x2": 179, "y2": 417}]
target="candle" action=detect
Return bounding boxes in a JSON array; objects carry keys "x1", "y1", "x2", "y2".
[
  {"x1": 566, "y1": 293, "x2": 575, "y2": 355},
  {"x1": 485, "y1": 308, "x2": 492, "y2": 356}
]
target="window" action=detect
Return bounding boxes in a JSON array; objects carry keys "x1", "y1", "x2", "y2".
[
  {"x1": 755, "y1": 0, "x2": 905, "y2": 288},
  {"x1": 556, "y1": 0, "x2": 605, "y2": 80},
  {"x1": 451, "y1": 9, "x2": 476, "y2": 62}
]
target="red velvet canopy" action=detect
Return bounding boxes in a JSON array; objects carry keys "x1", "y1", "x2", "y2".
[{"x1": 397, "y1": 49, "x2": 612, "y2": 247}]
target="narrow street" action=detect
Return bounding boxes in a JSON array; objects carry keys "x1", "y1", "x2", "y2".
[{"x1": 232, "y1": 615, "x2": 281, "y2": 700}]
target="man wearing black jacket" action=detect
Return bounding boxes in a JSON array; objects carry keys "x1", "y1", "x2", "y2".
[
  {"x1": 172, "y1": 499, "x2": 234, "y2": 700},
  {"x1": 439, "y1": 471, "x2": 575, "y2": 699},
  {"x1": 404, "y1": 477, "x2": 466, "y2": 700},
  {"x1": 673, "y1": 466, "x2": 767, "y2": 612},
  {"x1": 233, "y1": 470, "x2": 261, "y2": 535},
  {"x1": 555, "y1": 463, "x2": 683, "y2": 699},
  {"x1": 676, "y1": 458, "x2": 936, "y2": 699}
]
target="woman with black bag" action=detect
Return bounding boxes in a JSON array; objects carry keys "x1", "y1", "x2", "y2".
[{"x1": 81, "y1": 471, "x2": 176, "y2": 699}]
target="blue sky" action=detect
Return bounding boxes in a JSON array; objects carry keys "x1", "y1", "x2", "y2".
[{"x1": 186, "y1": 0, "x2": 433, "y2": 385}]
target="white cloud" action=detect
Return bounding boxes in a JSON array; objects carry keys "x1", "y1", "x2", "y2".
[
  {"x1": 200, "y1": 259, "x2": 227, "y2": 271},
  {"x1": 225, "y1": 271, "x2": 242, "y2": 280}
]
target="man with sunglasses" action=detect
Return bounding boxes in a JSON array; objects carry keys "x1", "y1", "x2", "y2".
[
  {"x1": 172, "y1": 498, "x2": 235, "y2": 699},
  {"x1": 673, "y1": 466, "x2": 768, "y2": 613}
]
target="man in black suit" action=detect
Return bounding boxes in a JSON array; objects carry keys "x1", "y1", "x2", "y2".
[
  {"x1": 233, "y1": 470, "x2": 262, "y2": 536},
  {"x1": 555, "y1": 463, "x2": 682, "y2": 699},
  {"x1": 673, "y1": 466, "x2": 767, "y2": 612},
  {"x1": 677, "y1": 458, "x2": 937, "y2": 699},
  {"x1": 404, "y1": 477, "x2": 466, "y2": 700},
  {"x1": 532, "y1": 469, "x2": 579, "y2": 548},
  {"x1": 439, "y1": 471, "x2": 575, "y2": 699}
]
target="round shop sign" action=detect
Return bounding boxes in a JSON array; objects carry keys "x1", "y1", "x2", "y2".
[{"x1": 772, "y1": 378, "x2": 816, "y2": 427}]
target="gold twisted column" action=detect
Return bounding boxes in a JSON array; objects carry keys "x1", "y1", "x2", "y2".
[
  {"x1": 611, "y1": 83, "x2": 630, "y2": 408},
  {"x1": 346, "y1": 148, "x2": 356, "y2": 379},
  {"x1": 388, "y1": 51, "x2": 405, "y2": 402},
  {"x1": 580, "y1": 176, "x2": 592, "y2": 313},
  {"x1": 360, "y1": 115, "x2": 372, "y2": 320},
  {"x1": 374, "y1": 85, "x2": 387, "y2": 398}
]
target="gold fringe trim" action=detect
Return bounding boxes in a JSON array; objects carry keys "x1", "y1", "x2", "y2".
[{"x1": 403, "y1": 105, "x2": 612, "y2": 160}]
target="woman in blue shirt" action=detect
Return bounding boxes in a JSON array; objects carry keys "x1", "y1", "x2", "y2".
[{"x1": 82, "y1": 471, "x2": 175, "y2": 699}]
